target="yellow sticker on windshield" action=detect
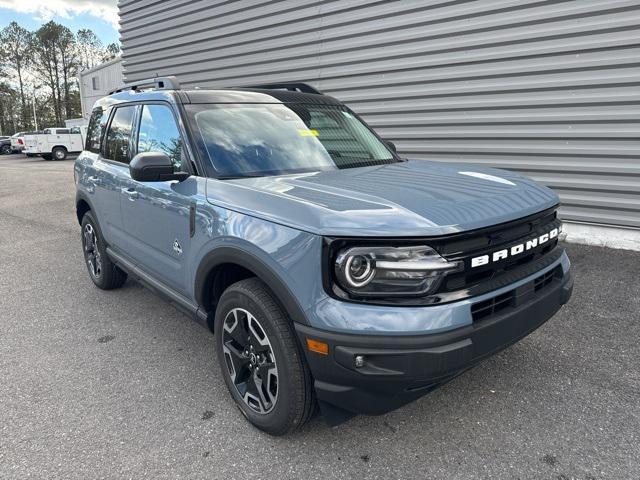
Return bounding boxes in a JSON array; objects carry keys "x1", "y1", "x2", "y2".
[{"x1": 298, "y1": 129, "x2": 319, "y2": 137}]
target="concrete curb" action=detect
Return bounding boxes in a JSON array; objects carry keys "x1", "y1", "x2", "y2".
[{"x1": 560, "y1": 222, "x2": 640, "y2": 251}]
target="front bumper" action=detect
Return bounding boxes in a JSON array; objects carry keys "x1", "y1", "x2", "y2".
[{"x1": 295, "y1": 264, "x2": 573, "y2": 421}]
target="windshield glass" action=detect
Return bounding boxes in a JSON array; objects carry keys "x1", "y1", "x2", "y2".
[{"x1": 187, "y1": 103, "x2": 397, "y2": 178}]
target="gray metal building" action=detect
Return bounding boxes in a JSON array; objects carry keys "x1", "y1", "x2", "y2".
[{"x1": 118, "y1": 0, "x2": 640, "y2": 229}]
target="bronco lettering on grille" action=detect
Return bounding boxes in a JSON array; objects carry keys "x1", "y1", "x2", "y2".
[{"x1": 471, "y1": 226, "x2": 561, "y2": 268}]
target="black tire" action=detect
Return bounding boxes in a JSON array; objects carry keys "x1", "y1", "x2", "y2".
[
  {"x1": 80, "y1": 211, "x2": 127, "y2": 290},
  {"x1": 52, "y1": 146, "x2": 67, "y2": 160},
  {"x1": 0, "y1": 144, "x2": 11, "y2": 155},
  {"x1": 215, "y1": 278, "x2": 315, "y2": 435},
  {"x1": 41, "y1": 154, "x2": 52, "y2": 160}
]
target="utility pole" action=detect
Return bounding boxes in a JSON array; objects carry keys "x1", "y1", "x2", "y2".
[
  {"x1": 32, "y1": 90, "x2": 38, "y2": 131},
  {"x1": 0, "y1": 92, "x2": 9, "y2": 136}
]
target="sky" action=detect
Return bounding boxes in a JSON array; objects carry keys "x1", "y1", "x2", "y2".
[{"x1": 0, "y1": 0, "x2": 119, "y2": 45}]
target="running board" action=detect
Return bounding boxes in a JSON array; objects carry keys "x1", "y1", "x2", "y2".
[{"x1": 106, "y1": 247, "x2": 209, "y2": 328}]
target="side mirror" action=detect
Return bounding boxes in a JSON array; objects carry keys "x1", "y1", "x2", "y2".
[
  {"x1": 384, "y1": 140, "x2": 397, "y2": 154},
  {"x1": 129, "y1": 152, "x2": 189, "y2": 182}
]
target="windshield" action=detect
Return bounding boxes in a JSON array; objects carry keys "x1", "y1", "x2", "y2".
[{"x1": 187, "y1": 103, "x2": 398, "y2": 178}]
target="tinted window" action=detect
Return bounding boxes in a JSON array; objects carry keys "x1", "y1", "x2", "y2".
[
  {"x1": 187, "y1": 104, "x2": 396, "y2": 178},
  {"x1": 104, "y1": 106, "x2": 136, "y2": 163},
  {"x1": 86, "y1": 107, "x2": 109, "y2": 153},
  {"x1": 137, "y1": 104, "x2": 183, "y2": 170}
]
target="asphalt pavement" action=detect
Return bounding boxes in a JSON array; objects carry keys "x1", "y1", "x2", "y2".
[{"x1": 0, "y1": 153, "x2": 638, "y2": 479}]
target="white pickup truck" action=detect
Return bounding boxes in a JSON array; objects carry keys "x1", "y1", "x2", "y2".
[{"x1": 24, "y1": 127, "x2": 87, "y2": 160}]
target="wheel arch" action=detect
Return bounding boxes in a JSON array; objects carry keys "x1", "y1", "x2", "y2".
[
  {"x1": 75, "y1": 191, "x2": 94, "y2": 225},
  {"x1": 195, "y1": 246, "x2": 310, "y2": 328}
]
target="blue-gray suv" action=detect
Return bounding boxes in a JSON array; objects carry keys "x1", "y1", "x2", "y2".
[{"x1": 75, "y1": 78, "x2": 573, "y2": 435}]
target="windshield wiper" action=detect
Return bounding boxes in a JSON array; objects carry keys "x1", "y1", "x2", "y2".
[{"x1": 217, "y1": 173, "x2": 266, "y2": 180}]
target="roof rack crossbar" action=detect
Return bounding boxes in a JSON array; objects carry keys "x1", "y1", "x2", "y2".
[
  {"x1": 109, "y1": 76, "x2": 181, "y2": 95},
  {"x1": 237, "y1": 82, "x2": 323, "y2": 95}
]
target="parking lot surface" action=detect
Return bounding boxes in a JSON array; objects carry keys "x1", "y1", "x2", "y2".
[{"x1": 0, "y1": 153, "x2": 638, "y2": 479}]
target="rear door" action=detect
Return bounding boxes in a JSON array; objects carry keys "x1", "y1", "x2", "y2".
[
  {"x1": 119, "y1": 102, "x2": 195, "y2": 295},
  {"x1": 69, "y1": 127, "x2": 84, "y2": 152},
  {"x1": 91, "y1": 105, "x2": 138, "y2": 247}
]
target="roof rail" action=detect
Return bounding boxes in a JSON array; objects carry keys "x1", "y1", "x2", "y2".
[
  {"x1": 108, "y1": 76, "x2": 181, "y2": 95},
  {"x1": 237, "y1": 82, "x2": 323, "y2": 95}
]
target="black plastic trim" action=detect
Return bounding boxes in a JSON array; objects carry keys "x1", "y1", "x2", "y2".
[
  {"x1": 194, "y1": 246, "x2": 309, "y2": 326},
  {"x1": 106, "y1": 247, "x2": 207, "y2": 328},
  {"x1": 75, "y1": 190, "x2": 96, "y2": 225}
]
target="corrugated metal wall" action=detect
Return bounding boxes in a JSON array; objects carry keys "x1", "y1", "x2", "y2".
[{"x1": 118, "y1": 0, "x2": 640, "y2": 228}]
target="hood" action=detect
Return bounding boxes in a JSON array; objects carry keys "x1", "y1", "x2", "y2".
[{"x1": 205, "y1": 159, "x2": 559, "y2": 237}]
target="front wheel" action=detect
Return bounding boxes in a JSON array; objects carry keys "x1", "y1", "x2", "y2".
[
  {"x1": 0, "y1": 144, "x2": 11, "y2": 155},
  {"x1": 215, "y1": 278, "x2": 315, "y2": 435}
]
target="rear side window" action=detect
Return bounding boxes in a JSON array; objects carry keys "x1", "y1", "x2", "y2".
[
  {"x1": 86, "y1": 107, "x2": 109, "y2": 153},
  {"x1": 137, "y1": 104, "x2": 183, "y2": 170},
  {"x1": 103, "y1": 106, "x2": 136, "y2": 163}
]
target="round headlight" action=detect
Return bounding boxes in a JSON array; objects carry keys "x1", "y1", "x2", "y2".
[
  {"x1": 336, "y1": 252, "x2": 376, "y2": 288},
  {"x1": 345, "y1": 254, "x2": 374, "y2": 287}
]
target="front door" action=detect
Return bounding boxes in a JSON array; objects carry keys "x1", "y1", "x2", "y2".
[{"x1": 119, "y1": 103, "x2": 194, "y2": 295}]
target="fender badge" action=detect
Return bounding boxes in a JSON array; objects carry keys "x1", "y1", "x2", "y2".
[{"x1": 173, "y1": 239, "x2": 182, "y2": 255}]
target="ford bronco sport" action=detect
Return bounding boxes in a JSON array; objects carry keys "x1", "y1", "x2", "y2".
[{"x1": 75, "y1": 77, "x2": 573, "y2": 435}]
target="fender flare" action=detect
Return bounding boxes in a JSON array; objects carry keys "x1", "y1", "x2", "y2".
[
  {"x1": 194, "y1": 246, "x2": 309, "y2": 326},
  {"x1": 75, "y1": 190, "x2": 96, "y2": 224}
]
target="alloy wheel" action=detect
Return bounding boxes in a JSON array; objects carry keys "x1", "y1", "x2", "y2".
[
  {"x1": 83, "y1": 223, "x2": 102, "y2": 279},
  {"x1": 222, "y1": 308, "x2": 279, "y2": 414}
]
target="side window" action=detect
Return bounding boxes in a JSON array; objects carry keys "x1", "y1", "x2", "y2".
[
  {"x1": 86, "y1": 107, "x2": 109, "y2": 153},
  {"x1": 137, "y1": 104, "x2": 183, "y2": 170},
  {"x1": 103, "y1": 106, "x2": 136, "y2": 163},
  {"x1": 70, "y1": 127, "x2": 80, "y2": 134}
]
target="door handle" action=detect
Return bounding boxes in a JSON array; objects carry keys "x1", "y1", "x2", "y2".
[
  {"x1": 88, "y1": 175, "x2": 100, "y2": 182},
  {"x1": 121, "y1": 187, "x2": 138, "y2": 201}
]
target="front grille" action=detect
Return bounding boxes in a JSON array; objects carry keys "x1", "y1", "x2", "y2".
[
  {"x1": 534, "y1": 268, "x2": 556, "y2": 291},
  {"x1": 471, "y1": 290, "x2": 515, "y2": 321},
  {"x1": 471, "y1": 265, "x2": 562, "y2": 321},
  {"x1": 430, "y1": 207, "x2": 562, "y2": 301}
]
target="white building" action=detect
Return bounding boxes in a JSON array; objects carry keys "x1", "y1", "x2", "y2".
[{"x1": 78, "y1": 57, "x2": 124, "y2": 118}]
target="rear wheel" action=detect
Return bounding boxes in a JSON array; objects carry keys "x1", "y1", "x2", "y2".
[
  {"x1": 215, "y1": 278, "x2": 315, "y2": 435},
  {"x1": 80, "y1": 211, "x2": 127, "y2": 290},
  {"x1": 0, "y1": 144, "x2": 11, "y2": 155},
  {"x1": 52, "y1": 146, "x2": 67, "y2": 160}
]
